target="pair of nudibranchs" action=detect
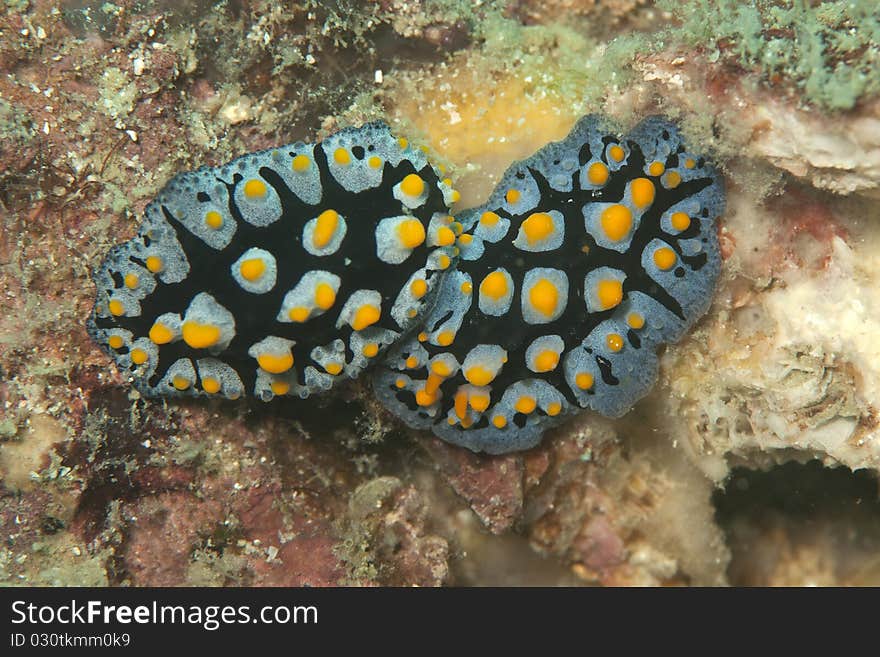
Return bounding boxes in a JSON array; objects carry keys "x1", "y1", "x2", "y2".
[{"x1": 88, "y1": 114, "x2": 724, "y2": 454}]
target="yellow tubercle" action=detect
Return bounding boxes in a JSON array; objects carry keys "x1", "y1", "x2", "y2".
[
  {"x1": 410, "y1": 278, "x2": 428, "y2": 298},
  {"x1": 292, "y1": 154, "x2": 311, "y2": 172},
  {"x1": 368, "y1": 155, "x2": 383, "y2": 169},
  {"x1": 630, "y1": 178, "x2": 655, "y2": 209},
  {"x1": 312, "y1": 209, "x2": 339, "y2": 248},
  {"x1": 546, "y1": 402, "x2": 562, "y2": 416},
  {"x1": 575, "y1": 372, "x2": 594, "y2": 390},
  {"x1": 405, "y1": 355, "x2": 419, "y2": 369},
  {"x1": 671, "y1": 212, "x2": 691, "y2": 231},
  {"x1": 596, "y1": 279, "x2": 623, "y2": 310},
  {"x1": 289, "y1": 306, "x2": 310, "y2": 323},
  {"x1": 425, "y1": 372, "x2": 444, "y2": 395},
  {"x1": 460, "y1": 281, "x2": 473, "y2": 295},
  {"x1": 522, "y1": 212, "x2": 554, "y2": 244},
  {"x1": 464, "y1": 366, "x2": 494, "y2": 386},
  {"x1": 587, "y1": 162, "x2": 609, "y2": 186},
  {"x1": 480, "y1": 271, "x2": 508, "y2": 300},
  {"x1": 492, "y1": 415, "x2": 507, "y2": 429},
  {"x1": 505, "y1": 189, "x2": 521, "y2": 204},
  {"x1": 149, "y1": 322, "x2": 174, "y2": 345},
  {"x1": 362, "y1": 343, "x2": 379, "y2": 358},
  {"x1": 430, "y1": 361, "x2": 451, "y2": 377},
  {"x1": 529, "y1": 278, "x2": 559, "y2": 318},
  {"x1": 257, "y1": 352, "x2": 294, "y2": 374},
  {"x1": 314, "y1": 283, "x2": 336, "y2": 310},
  {"x1": 351, "y1": 304, "x2": 381, "y2": 331},
  {"x1": 130, "y1": 348, "x2": 148, "y2": 365},
  {"x1": 480, "y1": 211, "x2": 500, "y2": 227},
  {"x1": 397, "y1": 219, "x2": 426, "y2": 248},
  {"x1": 239, "y1": 258, "x2": 266, "y2": 282},
  {"x1": 514, "y1": 396, "x2": 536, "y2": 414},
  {"x1": 648, "y1": 161, "x2": 665, "y2": 177},
  {"x1": 653, "y1": 247, "x2": 677, "y2": 271},
  {"x1": 436, "y1": 226, "x2": 456, "y2": 246},
  {"x1": 205, "y1": 210, "x2": 223, "y2": 229},
  {"x1": 600, "y1": 205, "x2": 633, "y2": 242},
  {"x1": 325, "y1": 362, "x2": 343, "y2": 376},
  {"x1": 454, "y1": 389, "x2": 468, "y2": 420},
  {"x1": 626, "y1": 312, "x2": 645, "y2": 329},
  {"x1": 663, "y1": 171, "x2": 682, "y2": 188},
  {"x1": 124, "y1": 273, "x2": 139, "y2": 289},
  {"x1": 108, "y1": 299, "x2": 125, "y2": 316},
  {"x1": 436, "y1": 331, "x2": 454, "y2": 347},
  {"x1": 107, "y1": 335, "x2": 124, "y2": 349},
  {"x1": 400, "y1": 173, "x2": 425, "y2": 197},
  {"x1": 172, "y1": 376, "x2": 191, "y2": 391},
  {"x1": 243, "y1": 178, "x2": 267, "y2": 199},
  {"x1": 415, "y1": 387, "x2": 437, "y2": 407},
  {"x1": 202, "y1": 377, "x2": 221, "y2": 394},
  {"x1": 533, "y1": 349, "x2": 559, "y2": 372},
  {"x1": 145, "y1": 256, "x2": 163, "y2": 273},
  {"x1": 270, "y1": 380, "x2": 290, "y2": 396},
  {"x1": 608, "y1": 145, "x2": 625, "y2": 162},
  {"x1": 469, "y1": 393, "x2": 490, "y2": 412},
  {"x1": 333, "y1": 147, "x2": 351, "y2": 165},
  {"x1": 182, "y1": 321, "x2": 221, "y2": 349},
  {"x1": 606, "y1": 333, "x2": 624, "y2": 352}
]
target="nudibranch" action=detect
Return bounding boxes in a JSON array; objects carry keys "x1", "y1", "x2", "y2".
[
  {"x1": 88, "y1": 123, "x2": 456, "y2": 401},
  {"x1": 372, "y1": 116, "x2": 723, "y2": 453},
  {"x1": 88, "y1": 114, "x2": 724, "y2": 454}
]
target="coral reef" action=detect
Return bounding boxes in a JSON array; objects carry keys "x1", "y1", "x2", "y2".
[{"x1": 2, "y1": 0, "x2": 879, "y2": 586}]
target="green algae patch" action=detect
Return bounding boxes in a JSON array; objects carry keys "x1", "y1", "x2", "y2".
[
  {"x1": 659, "y1": 0, "x2": 880, "y2": 111},
  {"x1": 0, "y1": 98, "x2": 36, "y2": 144}
]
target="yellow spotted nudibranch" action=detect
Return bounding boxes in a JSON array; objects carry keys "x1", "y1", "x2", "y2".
[
  {"x1": 89, "y1": 115, "x2": 724, "y2": 455},
  {"x1": 88, "y1": 122, "x2": 458, "y2": 402},
  {"x1": 371, "y1": 115, "x2": 724, "y2": 453}
]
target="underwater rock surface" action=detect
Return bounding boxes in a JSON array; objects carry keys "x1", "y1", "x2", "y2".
[{"x1": 1, "y1": 1, "x2": 879, "y2": 586}]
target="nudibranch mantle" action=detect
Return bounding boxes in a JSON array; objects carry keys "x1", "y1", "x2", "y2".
[
  {"x1": 372, "y1": 115, "x2": 724, "y2": 453},
  {"x1": 88, "y1": 122, "x2": 456, "y2": 401},
  {"x1": 89, "y1": 114, "x2": 724, "y2": 454}
]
